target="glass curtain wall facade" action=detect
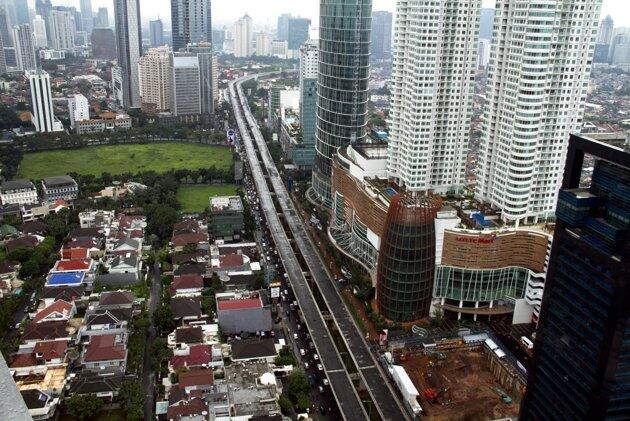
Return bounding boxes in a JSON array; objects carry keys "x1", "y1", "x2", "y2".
[
  {"x1": 520, "y1": 134, "x2": 630, "y2": 420},
  {"x1": 377, "y1": 194, "x2": 441, "y2": 322},
  {"x1": 312, "y1": 0, "x2": 372, "y2": 207},
  {"x1": 434, "y1": 266, "x2": 529, "y2": 302}
]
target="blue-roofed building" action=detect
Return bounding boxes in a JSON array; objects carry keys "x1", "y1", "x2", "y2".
[{"x1": 46, "y1": 271, "x2": 86, "y2": 287}]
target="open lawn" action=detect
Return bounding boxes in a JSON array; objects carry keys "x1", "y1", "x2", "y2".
[
  {"x1": 177, "y1": 184, "x2": 239, "y2": 213},
  {"x1": 17, "y1": 142, "x2": 233, "y2": 179}
]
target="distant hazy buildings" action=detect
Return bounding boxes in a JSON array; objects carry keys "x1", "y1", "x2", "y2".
[
  {"x1": 138, "y1": 46, "x2": 173, "y2": 113},
  {"x1": 113, "y1": 0, "x2": 141, "y2": 108},
  {"x1": 479, "y1": 7, "x2": 494, "y2": 39},
  {"x1": 171, "y1": 0, "x2": 212, "y2": 52},
  {"x1": 287, "y1": 17, "x2": 310, "y2": 50},
  {"x1": 172, "y1": 54, "x2": 200, "y2": 116},
  {"x1": 271, "y1": 39, "x2": 287, "y2": 59},
  {"x1": 312, "y1": 0, "x2": 373, "y2": 207},
  {"x1": 13, "y1": 24, "x2": 36, "y2": 71},
  {"x1": 255, "y1": 32, "x2": 272, "y2": 56},
  {"x1": 211, "y1": 29, "x2": 224, "y2": 51},
  {"x1": 277, "y1": 13, "x2": 291, "y2": 41},
  {"x1": 32, "y1": 15, "x2": 47, "y2": 48},
  {"x1": 80, "y1": 0, "x2": 93, "y2": 36},
  {"x1": 91, "y1": 28, "x2": 116, "y2": 60},
  {"x1": 12, "y1": 0, "x2": 29, "y2": 25},
  {"x1": 149, "y1": 19, "x2": 163, "y2": 46},
  {"x1": 27, "y1": 69, "x2": 63, "y2": 132},
  {"x1": 35, "y1": 0, "x2": 53, "y2": 46},
  {"x1": 48, "y1": 9, "x2": 74, "y2": 51},
  {"x1": 233, "y1": 14, "x2": 252, "y2": 58},
  {"x1": 609, "y1": 27, "x2": 630, "y2": 65},
  {"x1": 0, "y1": 6, "x2": 14, "y2": 48},
  {"x1": 371, "y1": 11, "x2": 392, "y2": 59},
  {"x1": 388, "y1": 0, "x2": 480, "y2": 195},
  {"x1": 68, "y1": 93, "x2": 90, "y2": 129},
  {"x1": 0, "y1": 37, "x2": 5, "y2": 74},
  {"x1": 95, "y1": 7, "x2": 109, "y2": 28},
  {"x1": 476, "y1": 0, "x2": 600, "y2": 224}
]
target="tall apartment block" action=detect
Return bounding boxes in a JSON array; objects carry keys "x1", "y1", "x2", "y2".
[
  {"x1": 475, "y1": 0, "x2": 601, "y2": 225},
  {"x1": 113, "y1": 0, "x2": 141, "y2": 108},
  {"x1": 297, "y1": 39, "x2": 318, "y2": 168},
  {"x1": 49, "y1": 9, "x2": 74, "y2": 51},
  {"x1": 520, "y1": 133, "x2": 630, "y2": 420},
  {"x1": 13, "y1": 24, "x2": 36, "y2": 71},
  {"x1": 387, "y1": 0, "x2": 480, "y2": 195},
  {"x1": 370, "y1": 10, "x2": 392, "y2": 60},
  {"x1": 312, "y1": 0, "x2": 372, "y2": 208},
  {"x1": 233, "y1": 14, "x2": 252, "y2": 58},
  {"x1": 80, "y1": 0, "x2": 93, "y2": 36},
  {"x1": 150, "y1": 19, "x2": 164, "y2": 46},
  {"x1": 171, "y1": 0, "x2": 212, "y2": 52},
  {"x1": 138, "y1": 46, "x2": 173, "y2": 113},
  {"x1": 27, "y1": 69, "x2": 63, "y2": 132}
]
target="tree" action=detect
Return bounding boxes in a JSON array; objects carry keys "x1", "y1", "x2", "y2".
[
  {"x1": 287, "y1": 371, "x2": 310, "y2": 401},
  {"x1": 151, "y1": 338, "x2": 173, "y2": 373},
  {"x1": 65, "y1": 394, "x2": 103, "y2": 420},
  {"x1": 278, "y1": 394, "x2": 292, "y2": 413},
  {"x1": 153, "y1": 304, "x2": 175, "y2": 334},
  {"x1": 297, "y1": 394, "x2": 311, "y2": 411},
  {"x1": 119, "y1": 380, "x2": 145, "y2": 421}
]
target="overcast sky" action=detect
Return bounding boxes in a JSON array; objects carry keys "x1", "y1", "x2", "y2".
[{"x1": 31, "y1": 0, "x2": 630, "y2": 29}]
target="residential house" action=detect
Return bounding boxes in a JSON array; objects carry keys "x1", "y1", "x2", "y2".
[
  {"x1": 171, "y1": 233, "x2": 208, "y2": 252},
  {"x1": 216, "y1": 291, "x2": 273, "y2": 335},
  {"x1": 95, "y1": 272, "x2": 140, "y2": 287},
  {"x1": 21, "y1": 321, "x2": 73, "y2": 347},
  {"x1": 32, "y1": 300, "x2": 76, "y2": 323},
  {"x1": 80, "y1": 308, "x2": 131, "y2": 340},
  {"x1": 21, "y1": 220, "x2": 48, "y2": 236},
  {"x1": 0, "y1": 179, "x2": 38, "y2": 205},
  {"x1": 173, "y1": 263, "x2": 207, "y2": 277},
  {"x1": 169, "y1": 344, "x2": 219, "y2": 371},
  {"x1": 41, "y1": 176, "x2": 78, "y2": 201},
  {"x1": 0, "y1": 260, "x2": 20, "y2": 296},
  {"x1": 79, "y1": 210, "x2": 115, "y2": 229},
  {"x1": 110, "y1": 238, "x2": 141, "y2": 256},
  {"x1": 82, "y1": 333, "x2": 127, "y2": 372},
  {"x1": 178, "y1": 368, "x2": 214, "y2": 396},
  {"x1": 67, "y1": 372, "x2": 124, "y2": 402},
  {"x1": 5, "y1": 235, "x2": 41, "y2": 253},
  {"x1": 170, "y1": 297, "x2": 203, "y2": 326},
  {"x1": 166, "y1": 397, "x2": 209, "y2": 420},
  {"x1": 21, "y1": 389, "x2": 59, "y2": 421},
  {"x1": 107, "y1": 254, "x2": 140, "y2": 280},
  {"x1": 170, "y1": 274, "x2": 204, "y2": 297},
  {"x1": 98, "y1": 291, "x2": 136, "y2": 310},
  {"x1": 230, "y1": 338, "x2": 277, "y2": 363},
  {"x1": 39, "y1": 286, "x2": 86, "y2": 308}
]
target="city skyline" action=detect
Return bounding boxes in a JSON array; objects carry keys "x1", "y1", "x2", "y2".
[{"x1": 30, "y1": 0, "x2": 630, "y2": 28}]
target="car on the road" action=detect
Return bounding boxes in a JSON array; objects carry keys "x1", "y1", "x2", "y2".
[
  {"x1": 304, "y1": 362, "x2": 309, "y2": 369},
  {"x1": 322, "y1": 378, "x2": 329, "y2": 386},
  {"x1": 317, "y1": 364, "x2": 323, "y2": 371},
  {"x1": 300, "y1": 348, "x2": 305, "y2": 356},
  {"x1": 313, "y1": 354, "x2": 319, "y2": 361},
  {"x1": 293, "y1": 333, "x2": 298, "y2": 340},
  {"x1": 318, "y1": 385, "x2": 324, "y2": 393}
]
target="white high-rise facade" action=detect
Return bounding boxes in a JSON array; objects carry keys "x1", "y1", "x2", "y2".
[
  {"x1": 68, "y1": 93, "x2": 89, "y2": 129},
  {"x1": 13, "y1": 24, "x2": 36, "y2": 71},
  {"x1": 49, "y1": 9, "x2": 75, "y2": 51},
  {"x1": 476, "y1": 0, "x2": 601, "y2": 224},
  {"x1": 114, "y1": 0, "x2": 141, "y2": 108},
  {"x1": 387, "y1": 0, "x2": 481, "y2": 195},
  {"x1": 233, "y1": 14, "x2": 252, "y2": 58},
  {"x1": 255, "y1": 32, "x2": 272, "y2": 56},
  {"x1": 27, "y1": 69, "x2": 63, "y2": 132},
  {"x1": 32, "y1": 15, "x2": 47, "y2": 48},
  {"x1": 138, "y1": 46, "x2": 173, "y2": 112}
]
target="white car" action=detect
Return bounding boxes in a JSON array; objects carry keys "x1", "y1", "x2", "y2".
[
  {"x1": 300, "y1": 349, "x2": 305, "y2": 356},
  {"x1": 317, "y1": 364, "x2": 323, "y2": 371},
  {"x1": 322, "y1": 378, "x2": 329, "y2": 386},
  {"x1": 313, "y1": 354, "x2": 319, "y2": 361},
  {"x1": 293, "y1": 333, "x2": 298, "y2": 340}
]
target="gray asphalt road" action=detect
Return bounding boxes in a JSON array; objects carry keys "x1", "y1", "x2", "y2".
[{"x1": 142, "y1": 261, "x2": 162, "y2": 420}]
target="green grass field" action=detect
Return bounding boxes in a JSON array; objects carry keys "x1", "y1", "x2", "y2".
[
  {"x1": 176, "y1": 184, "x2": 239, "y2": 213},
  {"x1": 17, "y1": 142, "x2": 233, "y2": 179}
]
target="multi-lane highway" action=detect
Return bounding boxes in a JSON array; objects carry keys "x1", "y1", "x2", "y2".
[
  {"x1": 230, "y1": 74, "x2": 409, "y2": 421},
  {"x1": 229, "y1": 78, "x2": 369, "y2": 421}
]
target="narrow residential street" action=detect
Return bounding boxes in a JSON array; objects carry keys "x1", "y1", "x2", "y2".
[{"x1": 142, "y1": 260, "x2": 162, "y2": 420}]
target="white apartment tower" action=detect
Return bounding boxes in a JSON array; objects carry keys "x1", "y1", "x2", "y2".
[
  {"x1": 32, "y1": 15, "x2": 47, "y2": 48},
  {"x1": 49, "y1": 9, "x2": 75, "y2": 51},
  {"x1": 138, "y1": 46, "x2": 173, "y2": 112},
  {"x1": 27, "y1": 69, "x2": 63, "y2": 132},
  {"x1": 68, "y1": 93, "x2": 90, "y2": 129},
  {"x1": 233, "y1": 14, "x2": 252, "y2": 58},
  {"x1": 255, "y1": 32, "x2": 272, "y2": 56},
  {"x1": 475, "y1": 0, "x2": 601, "y2": 224},
  {"x1": 13, "y1": 24, "x2": 36, "y2": 71},
  {"x1": 387, "y1": 0, "x2": 481, "y2": 194}
]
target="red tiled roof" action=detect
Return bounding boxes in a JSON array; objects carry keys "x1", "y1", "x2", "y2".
[
  {"x1": 84, "y1": 334, "x2": 126, "y2": 362},
  {"x1": 117, "y1": 214, "x2": 145, "y2": 229},
  {"x1": 218, "y1": 253, "x2": 244, "y2": 268},
  {"x1": 171, "y1": 274, "x2": 203, "y2": 291},
  {"x1": 169, "y1": 345, "x2": 212, "y2": 369},
  {"x1": 33, "y1": 340, "x2": 67, "y2": 361},
  {"x1": 61, "y1": 247, "x2": 90, "y2": 260},
  {"x1": 172, "y1": 233, "x2": 207, "y2": 247},
  {"x1": 217, "y1": 297, "x2": 261, "y2": 311},
  {"x1": 166, "y1": 398, "x2": 208, "y2": 420},
  {"x1": 54, "y1": 259, "x2": 91, "y2": 272},
  {"x1": 10, "y1": 353, "x2": 38, "y2": 368},
  {"x1": 129, "y1": 229, "x2": 143, "y2": 238},
  {"x1": 33, "y1": 300, "x2": 74, "y2": 323},
  {"x1": 178, "y1": 368, "x2": 214, "y2": 389},
  {"x1": 66, "y1": 239, "x2": 98, "y2": 249}
]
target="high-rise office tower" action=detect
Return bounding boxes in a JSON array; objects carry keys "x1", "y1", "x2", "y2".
[
  {"x1": 35, "y1": 0, "x2": 52, "y2": 46},
  {"x1": 298, "y1": 39, "x2": 318, "y2": 167},
  {"x1": 277, "y1": 13, "x2": 291, "y2": 41},
  {"x1": 95, "y1": 7, "x2": 108, "y2": 28},
  {"x1": 597, "y1": 15, "x2": 614, "y2": 44},
  {"x1": 138, "y1": 45, "x2": 173, "y2": 113},
  {"x1": 475, "y1": 0, "x2": 601, "y2": 225},
  {"x1": 312, "y1": 0, "x2": 372, "y2": 207},
  {"x1": 91, "y1": 28, "x2": 116, "y2": 59},
  {"x1": 387, "y1": 0, "x2": 480, "y2": 195},
  {"x1": 49, "y1": 9, "x2": 75, "y2": 51},
  {"x1": 520, "y1": 133, "x2": 630, "y2": 420},
  {"x1": 68, "y1": 93, "x2": 89, "y2": 129},
  {"x1": 27, "y1": 69, "x2": 63, "y2": 132},
  {"x1": 187, "y1": 42, "x2": 217, "y2": 116},
  {"x1": 80, "y1": 0, "x2": 92, "y2": 36},
  {"x1": 0, "y1": 36, "x2": 5, "y2": 74},
  {"x1": 0, "y1": 6, "x2": 13, "y2": 48},
  {"x1": 211, "y1": 29, "x2": 224, "y2": 51},
  {"x1": 13, "y1": 24, "x2": 36, "y2": 71},
  {"x1": 150, "y1": 19, "x2": 164, "y2": 46},
  {"x1": 12, "y1": 0, "x2": 28, "y2": 25},
  {"x1": 32, "y1": 15, "x2": 47, "y2": 48},
  {"x1": 287, "y1": 17, "x2": 310, "y2": 50},
  {"x1": 370, "y1": 10, "x2": 392, "y2": 59},
  {"x1": 479, "y1": 7, "x2": 494, "y2": 39},
  {"x1": 233, "y1": 14, "x2": 252, "y2": 58},
  {"x1": 171, "y1": 54, "x2": 201, "y2": 116},
  {"x1": 171, "y1": 0, "x2": 212, "y2": 52},
  {"x1": 608, "y1": 27, "x2": 630, "y2": 65},
  {"x1": 255, "y1": 32, "x2": 272, "y2": 56},
  {"x1": 113, "y1": 0, "x2": 141, "y2": 108}
]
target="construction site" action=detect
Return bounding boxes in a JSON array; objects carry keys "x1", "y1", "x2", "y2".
[{"x1": 393, "y1": 339, "x2": 523, "y2": 420}]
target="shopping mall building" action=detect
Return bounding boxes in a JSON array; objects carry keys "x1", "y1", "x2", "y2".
[{"x1": 329, "y1": 143, "x2": 552, "y2": 324}]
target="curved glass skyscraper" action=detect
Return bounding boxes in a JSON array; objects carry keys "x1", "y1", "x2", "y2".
[{"x1": 312, "y1": 0, "x2": 372, "y2": 208}]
